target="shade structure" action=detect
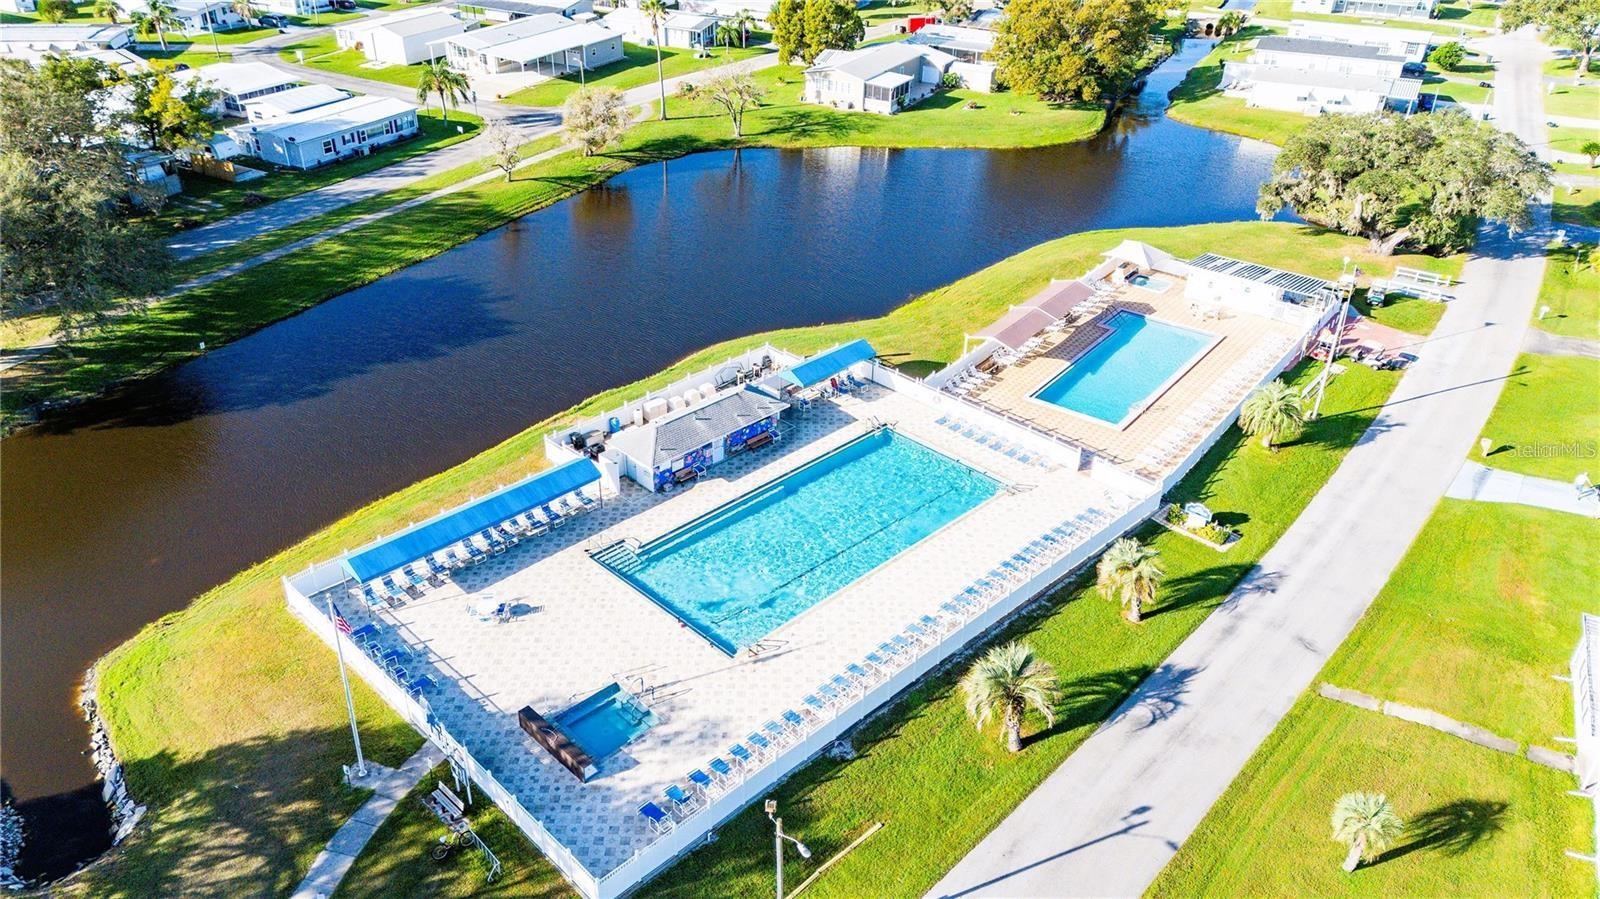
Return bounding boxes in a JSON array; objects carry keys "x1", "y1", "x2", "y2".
[
  {"x1": 977, "y1": 306, "x2": 1055, "y2": 351},
  {"x1": 1102, "y1": 239, "x2": 1172, "y2": 271},
  {"x1": 781, "y1": 339, "x2": 878, "y2": 389},
  {"x1": 342, "y1": 457, "x2": 600, "y2": 583},
  {"x1": 1018, "y1": 280, "x2": 1094, "y2": 318}
]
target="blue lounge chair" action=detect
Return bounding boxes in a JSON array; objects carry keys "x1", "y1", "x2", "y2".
[
  {"x1": 349, "y1": 623, "x2": 379, "y2": 644},
  {"x1": 889, "y1": 634, "x2": 916, "y2": 654},
  {"x1": 426, "y1": 555, "x2": 448, "y2": 577},
  {"x1": 877, "y1": 640, "x2": 902, "y2": 660},
  {"x1": 845, "y1": 663, "x2": 872, "y2": 684},
  {"x1": 708, "y1": 757, "x2": 736, "y2": 782},
  {"x1": 747, "y1": 731, "x2": 774, "y2": 756},
  {"x1": 804, "y1": 693, "x2": 831, "y2": 714},
  {"x1": 728, "y1": 743, "x2": 755, "y2": 767},
  {"x1": 380, "y1": 576, "x2": 407, "y2": 604},
  {"x1": 361, "y1": 584, "x2": 384, "y2": 610},
  {"x1": 402, "y1": 565, "x2": 427, "y2": 588},
  {"x1": 542, "y1": 504, "x2": 567, "y2": 528},
  {"x1": 782, "y1": 709, "x2": 809, "y2": 731},
  {"x1": 663, "y1": 783, "x2": 697, "y2": 813},
  {"x1": 687, "y1": 768, "x2": 716, "y2": 795},
  {"x1": 906, "y1": 621, "x2": 933, "y2": 642},
  {"x1": 639, "y1": 801, "x2": 674, "y2": 834},
  {"x1": 918, "y1": 615, "x2": 944, "y2": 634},
  {"x1": 864, "y1": 651, "x2": 895, "y2": 672},
  {"x1": 464, "y1": 541, "x2": 486, "y2": 563},
  {"x1": 443, "y1": 548, "x2": 465, "y2": 568},
  {"x1": 480, "y1": 529, "x2": 506, "y2": 553},
  {"x1": 405, "y1": 674, "x2": 435, "y2": 699},
  {"x1": 763, "y1": 719, "x2": 790, "y2": 744},
  {"x1": 496, "y1": 524, "x2": 519, "y2": 546},
  {"x1": 829, "y1": 674, "x2": 858, "y2": 697}
]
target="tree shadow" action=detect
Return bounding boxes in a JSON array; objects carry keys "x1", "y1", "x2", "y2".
[
  {"x1": 1374, "y1": 799, "x2": 1508, "y2": 865},
  {"x1": 1149, "y1": 562, "x2": 1256, "y2": 618},
  {"x1": 1025, "y1": 665, "x2": 1153, "y2": 747}
]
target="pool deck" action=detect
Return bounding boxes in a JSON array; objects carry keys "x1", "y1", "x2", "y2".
[
  {"x1": 967, "y1": 276, "x2": 1303, "y2": 477},
  {"x1": 309, "y1": 383, "x2": 1140, "y2": 877}
]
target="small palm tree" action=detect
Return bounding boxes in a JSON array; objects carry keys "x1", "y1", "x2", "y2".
[
  {"x1": 960, "y1": 641, "x2": 1059, "y2": 753},
  {"x1": 229, "y1": 0, "x2": 257, "y2": 26},
  {"x1": 640, "y1": 0, "x2": 670, "y2": 120},
  {"x1": 715, "y1": 19, "x2": 741, "y2": 56},
  {"x1": 1331, "y1": 792, "x2": 1404, "y2": 872},
  {"x1": 416, "y1": 58, "x2": 470, "y2": 124},
  {"x1": 132, "y1": 0, "x2": 181, "y2": 51},
  {"x1": 729, "y1": 8, "x2": 755, "y2": 48},
  {"x1": 1239, "y1": 379, "x2": 1305, "y2": 451},
  {"x1": 94, "y1": 0, "x2": 122, "y2": 24},
  {"x1": 1583, "y1": 140, "x2": 1600, "y2": 168},
  {"x1": 1095, "y1": 537, "x2": 1163, "y2": 623}
]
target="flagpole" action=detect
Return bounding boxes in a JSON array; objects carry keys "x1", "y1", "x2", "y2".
[{"x1": 325, "y1": 592, "x2": 368, "y2": 778}]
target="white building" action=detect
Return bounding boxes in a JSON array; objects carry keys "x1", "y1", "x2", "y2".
[
  {"x1": 227, "y1": 94, "x2": 420, "y2": 168},
  {"x1": 441, "y1": 13, "x2": 622, "y2": 75},
  {"x1": 602, "y1": 6, "x2": 719, "y2": 49},
  {"x1": 804, "y1": 42, "x2": 958, "y2": 113},
  {"x1": 0, "y1": 0, "x2": 37, "y2": 13},
  {"x1": 335, "y1": 7, "x2": 468, "y2": 65},
  {"x1": 172, "y1": 61, "x2": 301, "y2": 117},
  {"x1": 0, "y1": 23, "x2": 134, "y2": 59},
  {"x1": 1286, "y1": 20, "x2": 1434, "y2": 63},
  {"x1": 114, "y1": 0, "x2": 246, "y2": 34},
  {"x1": 905, "y1": 22, "x2": 996, "y2": 91},
  {"x1": 1222, "y1": 36, "x2": 1423, "y2": 114},
  {"x1": 254, "y1": 0, "x2": 334, "y2": 15},
  {"x1": 454, "y1": 0, "x2": 594, "y2": 23},
  {"x1": 242, "y1": 82, "x2": 350, "y2": 120},
  {"x1": 1291, "y1": 0, "x2": 1438, "y2": 20}
]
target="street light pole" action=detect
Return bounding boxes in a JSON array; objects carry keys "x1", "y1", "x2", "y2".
[{"x1": 765, "y1": 799, "x2": 810, "y2": 899}]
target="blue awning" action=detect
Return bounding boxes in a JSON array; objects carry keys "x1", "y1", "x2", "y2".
[
  {"x1": 342, "y1": 457, "x2": 600, "y2": 583},
  {"x1": 781, "y1": 339, "x2": 878, "y2": 389}
]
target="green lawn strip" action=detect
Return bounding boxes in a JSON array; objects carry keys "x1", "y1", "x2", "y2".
[
  {"x1": 331, "y1": 764, "x2": 573, "y2": 898},
  {"x1": 1532, "y1": 242, "x2": 1600, "y2": 338},
  {"x1": 1550, "y1": 123, "x2": 1600, "y2": 156},
  {"x1": 1545, "y1": 56, "x2": 1600, "y2": 78},
  {"x1": 859, "y1": 0, "x2": 932, "y2": 26},
  {"x1": 1477, "y1": 353, "x2": 1600, "y2": 481},
  {"x1": 276, "y1": 33, "x2": 431, "y2": 89},
  {"x1": 1321, "y1": 499, "x2": 1599, "y2": 750},
  {"x1": 149, "y1": 109, "x2": 482, "y2": 234},
  {"x1": 1554, "y1": 185, "x2": 1600, "y2": 228},
  {"x1": 1250, "y1": 0, "x2": 1491, "y2": 33},
  {"x1": 77, "y1": 220, "x2": 1430, "y2": 896},
  {"x1": 1544, "y1": 81, "x2": 1600, "y2": 121},
  {"x1": 1555, "y1": 160, "x2": 1599, "y2": 176},
  {"x1": 1165, "y1": 26, "x2": 1313, "y2": 147},
  {"x1": 1149, "y1": 695, "x2": 1593, "y2": 898},
  {"x1": 1423, "y1": 74, "x2": 1490, "y2": 105},
  {"x1": 502, "y1": 41, "x2": 773, "y2": 108},
  {"x1": 1350, "y1": 289, "x2": 1448, "y2": 336},
  {"x1": 145, "y1": 24, "x2": 284, "y2": 47},
  {"x1": 1424, "y1": 51, "x2": 1495, "y2": 76},
  {"x1": 134, "y1": 46, "x2": 236, "y2": 66}
]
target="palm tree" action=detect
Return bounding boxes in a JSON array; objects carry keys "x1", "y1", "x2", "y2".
[
  {"x1": 1217, "y1": 10, "x2": 1245, "y2": 35},
  {"x1": 1583, "y1": 140, "x2": 1600, "y2": 168},
  {"x1": 132, "y1": 0, "x2": 181, "y2": 52},
  {"x1": 1095, "y1": 537, "x2": 1163, "y2": 623},
  {"x1": 640, "y1": 0, "x2": 670, "y2": 120},
  {"x1": 1331, "y1": 792, "x2": 1404, "y2": 872},
  {"x1": 94, "y1": 0, "x2": 122, "y2": 24},
  {"x1": 714, "y1": 19, "x2": 742, "y2": 56},
  {"x1": 959, "y1": 641, "x2": 1059, "y2": 753},
  {"x1": 729, "y1": 8, "x2": 755, "y2": 48},
  {"x1": 1238, "y1": 379, "x2": 1306, "y2": 451},
  {"x1": 229, "y1": 0, "x2": 257, "y2": 26},
  {"x1": 416, "y1": 59, "x2": 471, "y2": 125}
]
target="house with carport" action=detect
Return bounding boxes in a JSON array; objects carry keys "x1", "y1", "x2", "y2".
[
  {"x1": 440, "y1": 13, "x2": 622, "y2": 75},
  {"x1": 804, "y1": 42, "x2": 958, "y2": 114},
  {"x1": 227, "y1": 94, "x2": 420, "y2": 169},
  {"x1": 171, "y1": 61, "x2": 302, "y2": 118},
  {"x1": 335, "y1": 7, "x2": 469, "y2": 65},
  {"x1": 602, "y1": 6, "x2": 720, "y2": 49}
]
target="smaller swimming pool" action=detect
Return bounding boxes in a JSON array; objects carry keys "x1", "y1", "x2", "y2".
[
  {"x1": 1128, "y1": 273, "x2": 1173, "y2": 292},
  {"x1": 1032, "y1": 310, "x2": 1214, "y2": 427},
  {"x1": 553, "y1": 684, "x2": 659, "y2": 760}
]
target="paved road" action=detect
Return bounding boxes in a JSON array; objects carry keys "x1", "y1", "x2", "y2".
[
  {"x1": 926, "y1": 27, "x2": 1553, "y2": 899},
  {"x1": 1523, "y1": 327, "x2": 1600, "y2": 357}
]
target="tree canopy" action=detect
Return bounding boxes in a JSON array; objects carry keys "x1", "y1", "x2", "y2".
[
  {"x1": 771, "y1": 0, "x2": 863, "y2": 65},
  {"x1": 1427, "y1": 41, "x2": 1464, "y2": 71},
  {"x1": 124, "y1": 70, "x2": 220, "y2": 153},
  {"x1": 0, "y1": 58, "x2": 172, "y2": 336},
  {"x1": 994, "y1": 0, "x2": 1165, "y2": 103},
  {"x1": 1503, "y1": 0, "x2": 1600, "y2": 75},
  {"x1": 1257, "y1": 111, "x2": 1550, "y2": 255}
]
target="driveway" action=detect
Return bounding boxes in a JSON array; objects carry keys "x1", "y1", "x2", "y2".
[{"x1": 925, "y1": 27, "x2": 1553, "y2": 899}]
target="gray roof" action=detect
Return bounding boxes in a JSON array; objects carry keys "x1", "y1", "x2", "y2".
[
  {"x1": 1247, "y1": 65, "x2": 1422, "y2": 100},
  {"x1": 1188, "y1": 253, "x2": 1332, "y2": 300},
  {"x1": 611, "y1": 388, "x2": 788, "y2": 468},
  {"x1": 456, "y1": 0, "x2": 577, "y2": 16},
  {"x1": 807, "y1": 42, "x2": 954, "y2": 81},
  {"x1": 1255, "y1": 35, "x2": 1405, "y2": 63}
]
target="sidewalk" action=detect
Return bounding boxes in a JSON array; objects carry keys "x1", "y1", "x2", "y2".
[{"x1": 1446, "y1": 460, "x2": 1600, "y2": 517}]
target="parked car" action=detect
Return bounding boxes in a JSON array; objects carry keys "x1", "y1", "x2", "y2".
[
  {"x1": 258, "y1": 12, "x2": 289, "y2": 26},
  {"x1": 332, "y1": 0, "x2": 356, "y2": 8}
]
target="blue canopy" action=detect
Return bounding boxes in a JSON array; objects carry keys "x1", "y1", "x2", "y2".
[
  {"x1": 342, "y1": 457, "x2": 600, "y2": 583},
  {"x1": 781, "y1": 339, "x2": 878, "y2": 389}
]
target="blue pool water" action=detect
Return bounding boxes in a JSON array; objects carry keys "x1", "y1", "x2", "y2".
[
  {"x1": 553, "y1": 683, "x2": 659, "y2": 760},
  {"x1": 601, "y1": 429, "x2": 999, "y2": 653},
  {"x1": 1032, "y1": 311, "x2": 1213, "y2": 425}
]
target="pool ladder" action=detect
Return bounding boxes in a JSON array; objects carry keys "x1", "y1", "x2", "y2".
[{"x1": 592, "y1": 540, "x2": 644, "y2": 574}]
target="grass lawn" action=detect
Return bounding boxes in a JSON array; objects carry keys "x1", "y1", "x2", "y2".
[
  {"x1": 74, "y1": 220, "x2": 1425, "y2": 897},
  {"x1": 1165, "y1": 26, "x2": 1313, "y2": 147},
  {"x1": 1544, "y1": 81, "x2": 1600, "y2": 121},
  {"x1": 144, "y1": 24, "x2": 283, "y2": 47},
  {"x1": 1351, "y1": 289, "x2": 1449, "y2": 336},
  {"x1": 1150, "y1": 695, "x2": 1592, "y2": 898},
  {"x1": 1545, "y1": 55, "x2": 1599, "y2": 78},
  {"x1": 1425, "y1": 50, "x2": 1495, "y2": 77},
  {"x1": 502, "y1": 41, "x2": 773, "y2": 108},
  {"x1": 859, "y1": 0, "x2": 932, "y2": 26},
  {"x1": 1554, "y1": 185, "x2": 1600, "y2": 228},
  {"x1": 135, "y1": 46, "x2": 235, "y2": 67},
  {"x1": 1478, "y1": 353, "x2": 1600, "y2": 481},
  {"x1": 1424, "y1": 74, "x2": 1490, "y2": 106},
  {"x1": 276, "y1": 33, "x2": 430, "y2": 90},
  {"x1": 1532, "y1": 242, "x2": 1599, "y2": 338},
  {"x1": 1250, "y1": 0, "x2": 1492, "y2": 33},
  {"x1": 1320, "y1": 499, "x2": 1600, "y2": 750},
  {"x1": 1549, "y1": 123, "x2": 1600, "y2": 157},
  {"x1": 148, "y1": 109, "x2": 482, "y2": 234}
]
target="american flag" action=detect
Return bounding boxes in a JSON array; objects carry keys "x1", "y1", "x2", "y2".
[{"x1": 331, "y1": 604, "x2": 353, "y2": 635}]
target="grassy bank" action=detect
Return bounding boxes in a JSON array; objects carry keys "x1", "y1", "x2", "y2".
[
  {"x1": 1554, "y1": 185, "x2": 1600, "y2": 228},
  {"x1": 1544, "y1": 81, "x2": 1600, "y2": 120},
  {"x1": 503, "y1": 41, "x2": 773, "y2": 108},
  {"x1": 1532, "y1": 242, "x2": 1599, "y2": 338},
  {"x1": 1165, "y1": 26, "x2": 1310, "y2": 147},
  {"x1": 1477, "y1": 353, "x2": 1600, "y2": 481},
  {"x1": 1, "y1": 70, "x2": 1105, "y2": 425},
  {"x1": 1251, "y1": 0, "x2": 1498, "y2": 32},
  {"x1": 1151, "y1": 499, "x2": 1596, "y2": 898},
  {"x1": 73, "y1": 221, "x2": 1431, "y2": 898}
]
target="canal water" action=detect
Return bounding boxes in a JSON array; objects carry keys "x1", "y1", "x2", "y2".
[{"x1": 0, "y1": 38, "x2": 1274, "y2": 879}]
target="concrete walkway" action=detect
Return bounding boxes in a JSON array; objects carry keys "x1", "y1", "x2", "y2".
[
  {"x1": 290, "y1": 742, "x2": 445, "y2": 899},
  {"x1": 1523, "y1": 327, "x2": 1600, "y2": 358},
  {"x1": 1446, "y1": 460, "x2": 1600, "y2": 517},
  {"x1": 926, "y1": 28, "x2": 1552, "y2": 899}
]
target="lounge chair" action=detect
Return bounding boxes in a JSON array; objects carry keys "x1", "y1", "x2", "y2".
[
  {"x1": 782, "y1": 709, "x2": 810, "y2": 732},
  {"x1": 348, "y1": 623, "x2": 379, "y2": 644},
  {"x1": 906, "y1": 621, "x2": 934, "y2": 643},
  {"x1": 708, "y1": 757, "x2": 737, "y2": 783},
  {"x1": 763, "y1": 719, "x2": 791, "y2": 745},
  {"x1": 844, "y1": 662, "x2": 873, "y2": 685},
  {"x1": 686, "y1": 768, "x2": 717, "y2": 796},
  {"x1": 829, "y1": 674, "x2": 859, "y2": 698},
  {"x1": 918, "y1": 614, "x2": 947, "y2": 635},
  {"x1": 479, "y1": 529, "x2": 506, "y2": 553},
  {"x1": 464, "y1": 541, "x2": 487, "y2": 563},
  {"x1": 803, "y1": 692, "x2": 832, "y2": 714},
  {"x1": 639, "y1": 801, "x2": 674, "y2": 834},
  {"x1": 379, "y1": 576, "x2": 407, "y2": 604},
  {"x1": 728, "y1": 743, "x2": 755, "y2": 768},
  {"x1": 541, "y1": 504, "x2": 567, "y2": 528},
  {"x1": 864, "y1": 651, "x2": 896, "y2": 673},
  {"x1": 889, "y1": 634, "x2": 917, "y2": 655},
  {"x1": 747, "y1": 730, "x2": 775, "y2": 756},
  {"x1": 425, "y1": 555, "x2": 449, "y2": 577},
  {"x1": 402, "y1": 565, "x2": 427, "y2": 589},
  {"x1": 361, "y1": 584, "x2": 384, "y2": 611},
  {"x1": 877, "y1": 640, "x2": 903, "y2": 660},
  {"x1": 405, "y1": 674, "x2": 435, "y2": 698},
  {"x1": 663, "y1": 783, "x2": 698, "y2": 814}
]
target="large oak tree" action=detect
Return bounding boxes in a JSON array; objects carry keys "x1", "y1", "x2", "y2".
[
  {"x1": 994, "y1": 0, "x2": 1165, "y2": 103},
  {"x1": 1503, "y1": 0, "x2": 1600, "y2": 76}
]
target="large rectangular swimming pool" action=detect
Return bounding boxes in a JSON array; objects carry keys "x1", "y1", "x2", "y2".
[
  {"x1": 597, "y1": 428, "x2": 999, "y2": 654},
  {"x1": 1032, "y1": 310, "x2": 1214, "y2": 426}
]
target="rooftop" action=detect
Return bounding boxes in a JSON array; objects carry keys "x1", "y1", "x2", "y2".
[
  {"x1": 1241, "y1": 65, "x2": 1424, "y2": 99},
  {"x1": 446, "y1": 11, "x2": 576, "y2": 49},
  {"x1": 907, "y1": 23, "x2": 995, "y2": 55},
  {"x1": 1254, "y1": 34, "x2": 1406, "y2": 62},
  {"x1": 1187, "y1": 253, "x2": 1332, "y2": 300},
  {"x1": 0, "y1": 22, "x2": 132, "y2": 44},
  {"x1": 456, "y1": 0, "x2": 584, "y2": 15},
  {"x1": 358, "y1": 8, "x2": 467, "y2": 37},
  {"x1": 244, "y1": 83, "x2": 350, "y2": 117},
  {"x1": 808, "y1": 42, "x2": 954, "y2": 81},
  {"x1": 607, "y1": 387, "x2": 790, "y2": 468},
  {"x1": 172, "y1": 61, "x2": 299, "y2": 96},
  {"x1": 233, "y1": 94, "x2": 417, "y2": 142}
]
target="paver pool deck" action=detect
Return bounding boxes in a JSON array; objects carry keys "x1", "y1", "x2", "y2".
[{"x1": 312, "y1": 383, "x2": 1139, "y2": 876}]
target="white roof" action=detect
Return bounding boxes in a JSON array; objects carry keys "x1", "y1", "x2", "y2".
[
  {"x1": 1102, "y1": 239, "x2": 1172, "y2": 271},
  {"x1": 1287, "y1": 19, "x2": 1433, "y2": 48},
  {"x1": 0, "y1": 22, "x2": 132, "y2": 45},
  {"x1": 234, "y1": 94, "x2": 417, "y2": 143},
  {"x1": 365, "y1": 8, "x2": 466, "y2": 38},
  {"x1": 604, "y1": 7, "x2": 717, "y2": 31},
  {"x1": 907, "y1": 23, "x2": 994, "y2": 55},
  {"x1": 244, "y1": 83, "x2": 350, "y2": 117},
  {"x1": 1249, "y1": 65, "x2": 1422, "y2": 100},
  {"x1": 446, "y1": 13, "x2": 573, "y2": 50},
  {"x1": 806, "y1": 42, "x2": 953, "y2": 81},
  {"x1": 865, "y1": 70, "x2": 913, "y2": 88},
  {"x1": 477, "y1": 19, "x2": 617, "y2": 63},
  {"x1": 172, "y1": 61, "x2": 299, "y2": 97}
]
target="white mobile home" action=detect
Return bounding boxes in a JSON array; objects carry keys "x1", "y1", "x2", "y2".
[
  {"x1": 1285, "y1": 20, "x2": 1434, "y2": 63},
  {"x1": 1245, "y1": 35, "x2": 1411, "y2": 79},
  {"x1": 172, "y1": 61, "x2": 301, "y2": 117},
  {"x1": 254, "y1": 0, "x2": 333, "y2": 15},
  {"x1": 1224, "y1": 65, "x2": 1422, "y2": 114},
  {"x1": 335, "y1": 8, "x2": 468, "y2": 65},
  {"x1": 441, "y1": 13, "x2": 622, "y2": 74},
  {"x1": 0, "y1": 0, "x2": 36, "y2": 12},
  {"x1": 227, "y1": 95, "x2": 419, "y2": 169},
  {"x1": 602, "y1": 7, "x2": 719, "y2": 49},
  {"x1": 804, "y1": 43, "x2": 958, "y2": 113},
  {"x1": 243, "y1": 83, "x2": 350, "y2": 120},
  {"x1": 1291, "y1": 0, "x2": 1438, "y2": 19},
  {"x1": 453, "y1": 0, "x2": 594, "y2": 23},
  {"x1": 0, "y1": 23, "x2": 134, "y2": 58},
  {"x1": 114, "y1": 0, "x2": 246, "y2": 34},
  {"x1": 905, "y1": 22, "x2": 996, "y2": 91}
]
